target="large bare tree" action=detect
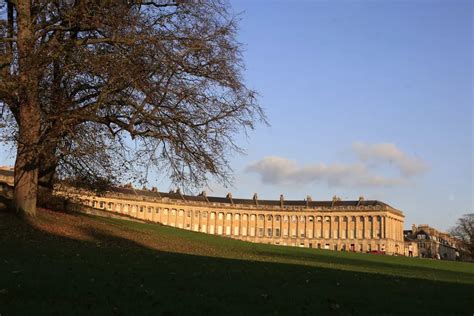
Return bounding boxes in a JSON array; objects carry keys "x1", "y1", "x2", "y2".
[{"x1": 0, "y1": 0, "x2": 265, "y2": 217}]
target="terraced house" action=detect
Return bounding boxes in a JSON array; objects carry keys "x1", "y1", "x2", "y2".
[
  {"x1": 60, "y1": 185, "x2": 406, "y2": 255},
  {"x1": 0, "y1": 166, "x2": 406, "y2": 254}
]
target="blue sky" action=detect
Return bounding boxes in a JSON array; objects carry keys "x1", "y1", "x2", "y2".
[{"x1": 0, "y1": 0, "x2": 472, "y2": 230}]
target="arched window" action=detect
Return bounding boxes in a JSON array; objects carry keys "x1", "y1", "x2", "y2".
[
  {"x1": 139, "y1": 206, "x2": 144, "y2": 212},
  {"x1": 308, "y1": 216, "x2": 314, "y2": 222},
  {"x1": 171, "y1": 209, "x2": 176, "y2": 215},
  {"x1": 275, "y1": 215, "x2": 281, "y2": 222},
  {"x1": 334, "y1": 216, "x2": 339, "y2": 222},
  {"x1": 234, "y1": 213, "x2": 240, "y2": 220},
  {"x1": 343, "y1": 216, "x2": 348, "y2": 222},
  {"x1": 194, "y1": 211, "x2": 200, "y2": 218},
  {"x1": 324, "y1": 216, "x2": 330, "y2": 222},
  {"x1": 210, "y1": 212, "x2": 215, "y2": 219},
  {"x1": 299, "y1": 216, "x2": 305, "y2": 222},
  {"x1": 360, "y1": 216, "x2": 364, "y2": 221},
  {"x1": 317, "y1": 216, "x2": 322, "y2": 222},
  {"x1": 291, "y1": 215, "x2": 297, "y2": 222},
  {"x1": 267, "y1": 215, "x2": 272, "y2": 221},
  {"x1": 351, "y1": 216, "x2": 356, "y2": 222},
  {"x1": 283, "y1": 215, "x2": 289, "y2": 222},
  {"x1": 148, "y1": 207, "x2": 153, "y2": 213},
  {"x1": 258, "y1": 214, "x2": 264, "y2": 221},
  {"x1": 226, "y1": 213, "x2": 232, "y2": 220},
  {"x1": 243, "y1": 214, "x2": 248, "y2": 221},
  {"x1": 250, "y1": 214, "x2": 256, "y2": 221},
  {"x1": 99, "y1": 201, "x2": 104, "y2": 208},
  {"x1": 186, "y1": 210, "x2": 191, "y2": 217},
  {"x1": 203, "y1": 211, "x2": 208, "y2": 218},
  {"x1": 218, "y1": 213, "x2": 224, "y2": 220}
]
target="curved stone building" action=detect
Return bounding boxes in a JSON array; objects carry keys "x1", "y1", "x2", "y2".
[{"x1": 64, "y1": 186, "x2": 405, "y2": 255}]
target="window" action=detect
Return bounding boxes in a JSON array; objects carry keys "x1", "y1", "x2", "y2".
[
  {"x1": 283, "y1": 215, "x2": 289, "y2": 223},
  {"x1": 148, "y1": 207, "x2": 152, "y2": 213},
  {"x1": 156, "y1": 208, "x2": 160, "y2": 214},
  {"x1": 250, "y1": 214, "x2": 256, "y2": 221},
  {"x1": 171, "y1": 209, "x2": 176, "y2": 215},
  {"x1": 203, "y1": 212, "x2": 208, "y2": 218},
  {"x1": 99, "y1": 201, "x2": 104, "y2": 208},
  {"x1": 226, "y1": 213, "x2": 232, "y2": 220},
  {"x1": 334, "y1": 217, "x2": 339, "y2": 222},
  {"x1": 234, "y1": 213, "x2": 240, "y2": 220},
  {"x1": 258, "y1": 228, "x2": 264, "y2": 237},
  {"x1": 275, "y1": 228, "x2": 281, "y2": 237},
  {"x1": 194, "y1": 211, "x2": 199, "y2": 218},
  {"x1": 267, "y1": 228, "x2": 273, "y2": 237},
  {"x1": 140, "y1": 206, "x2": 144, "y2": 212},
  {"x1": 243, "y1": 214, "x2": 248, "y2": 221},
  {"x1": 309, "y1": 216, "x2": 314, "y2": 222},
  {"x1": 324, "y1": 216, "x2": 330, "y2": 222},
  {"x1": 360, "y1": 216, "x2": 364, "y2": 221},
  {"x1": 291, "y1": 215, "x2": 297, "y2": 222},
  {"x1": 218, "y1": 213, "x2": 224, "y2": 220},
  {"x1": 210, "y1": 212, "x2": 215, "y2": 219},
  {"x1": 299, "y1": 216, "x2": 305, "y2": 222},
  {"x1": 351, "y1": 216, "x2": 356, "y2": 222},
  {"x1": 275, "y1": 215, "x2": 281, "y2": 222},
  {"x1": 258, "y1": 214, "x2": 264, "y2": 221},
  {"x1": 267, "y1": 215, "x2": 272, "y2": 221},
  {"x1": 108, "y1": 202, "x2": 113, "y2": 209},
  {"x1": 343, "y1": 217, "x2": 348, "y2": 222},
  {"x1": 317, "y1": 217, "x2": 322, "y2": 222},
  {"x1": 186, "y1": 210, "x2": 191, "y2": 217}
]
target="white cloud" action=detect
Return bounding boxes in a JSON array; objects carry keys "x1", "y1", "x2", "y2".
[
  {"x1": 246, "y1": 143, "x2": 428, "y2": 188},
  {"x1": 352, "y1": 142, "x2": 429, "y2": 176}
]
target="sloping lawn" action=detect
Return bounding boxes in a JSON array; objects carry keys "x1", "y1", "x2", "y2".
[{"x1": 1, "y1": 209, "x2": 473, "y2": 315}]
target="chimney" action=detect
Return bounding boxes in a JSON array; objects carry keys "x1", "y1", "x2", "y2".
[
  {"x1": 357, "y1": 196, "x2": 364, "y2": 206},
  {"x1": 280, "y1": 194, "x2": 284, "y2": 208},
  {"x1": 253, "y1": 193, "x2": 259, "y2": 206},
  {"x1": 306, "y1": 195, "x2": 312, "y2": 207},
  {"x1": 412, "y1": 224, "x2": 417, "y2": 235},
  {"x1": 226, "y1": 192, "x2": 234, "y2": 205}
]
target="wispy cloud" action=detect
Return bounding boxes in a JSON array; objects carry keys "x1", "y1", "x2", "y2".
[
  {"x1": 245, "y1": 142, "x2": 428, "y2": 188},
  {"x1": 352, "y1": 142, "x2": 429, "y2": 176}
]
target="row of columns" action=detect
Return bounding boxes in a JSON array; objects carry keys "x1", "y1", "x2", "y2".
[{"x1": 88, "y1": 199, "x2": 403, "y2": 242}]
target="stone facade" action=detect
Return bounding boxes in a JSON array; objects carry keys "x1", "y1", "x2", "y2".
[
  {"x1": 404, "y1": 225, "x2": 459, "y2": 260},
  {"x1": 58, "y1": 185, "x2": 406, "y2": 255},
  {"x1": 0, "y1": 166, "x2": 406, "y2": 255}
]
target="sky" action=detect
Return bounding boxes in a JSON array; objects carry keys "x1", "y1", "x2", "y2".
[{"x1": 0, "y1": 0, "x2": 472, "y2": 230}]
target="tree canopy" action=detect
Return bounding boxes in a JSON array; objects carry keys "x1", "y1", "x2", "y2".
[{"x1": 0, "y1": 0, "x2": 265, "y2": 216}]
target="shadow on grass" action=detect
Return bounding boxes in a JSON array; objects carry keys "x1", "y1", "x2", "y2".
[{"x1": 0, "y1": 210, "x2": 473, "y2": 316}]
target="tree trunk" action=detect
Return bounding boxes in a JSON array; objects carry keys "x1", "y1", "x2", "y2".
[{"x1": 13, "y1": 0, "x2": 40, "y2": 217}]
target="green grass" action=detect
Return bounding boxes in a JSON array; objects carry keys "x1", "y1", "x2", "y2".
[{"x1": 0, "y1": 209, "x2": 473, "y2": 315}]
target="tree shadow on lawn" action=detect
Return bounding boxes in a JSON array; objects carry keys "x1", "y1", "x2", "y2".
[{"x1": 0, "y1": 211, "x2": 473, "y2": 316}]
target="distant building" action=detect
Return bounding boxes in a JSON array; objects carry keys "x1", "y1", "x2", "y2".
[
  {"x1": 0, "y1": 166, "x2": 14, "y2": 186},
  {"x1": 404, "y1": 225, "x2": 460, "y2": 260}
]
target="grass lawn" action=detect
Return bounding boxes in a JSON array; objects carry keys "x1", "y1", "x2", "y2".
[{"x1": 0, "y1": 208, "x2": 473, "y2": 315}]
